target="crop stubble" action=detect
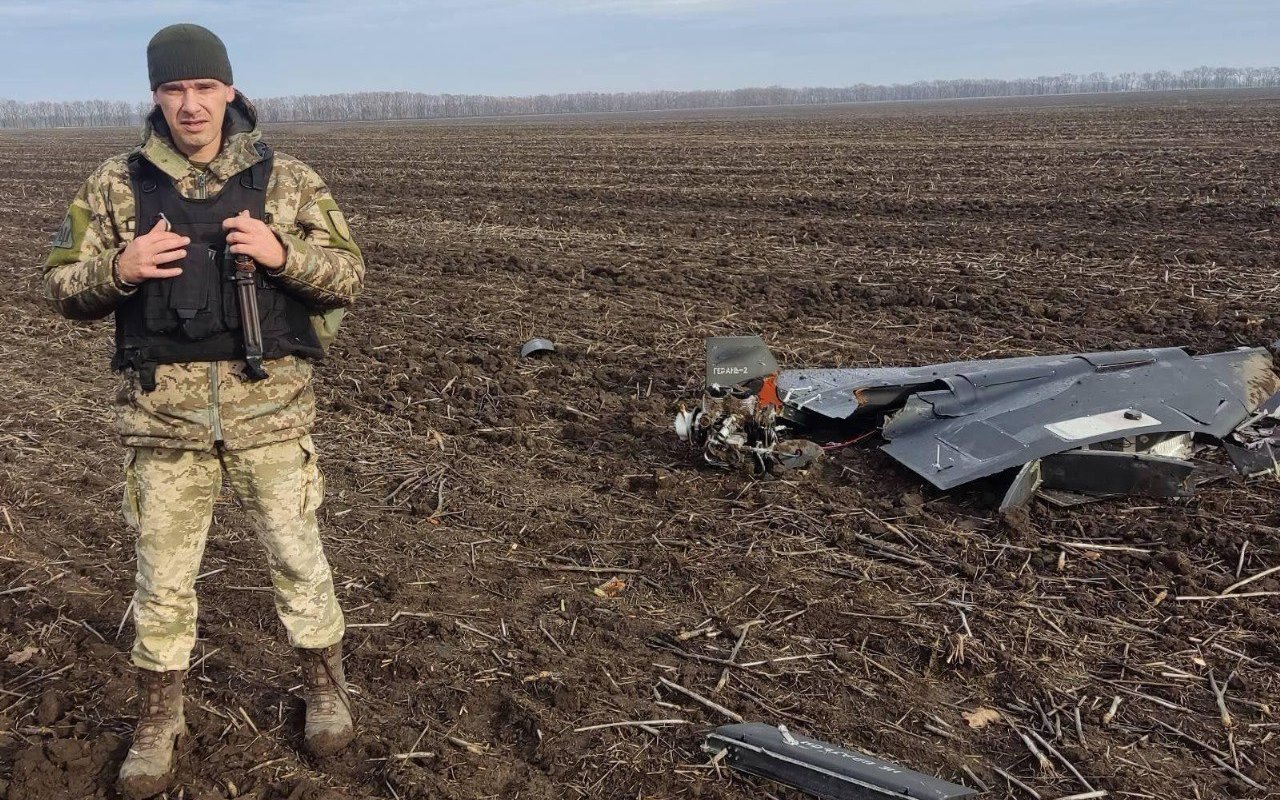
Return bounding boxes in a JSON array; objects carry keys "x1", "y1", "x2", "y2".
[{"x1": 0, "y1": 92, "x2": 1278, "y2": 799}]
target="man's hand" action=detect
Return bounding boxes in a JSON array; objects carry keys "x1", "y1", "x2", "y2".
[
  {"x1": 223, "y1": 209, "x2": 285, "y2": 270},
  {"x1": 116, "y1": 216, "x2": 189, "y2": 284}
]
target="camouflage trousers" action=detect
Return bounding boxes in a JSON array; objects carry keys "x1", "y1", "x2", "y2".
[{"x1": 122, "y1": 435, "x2": 345, "y2": 672}]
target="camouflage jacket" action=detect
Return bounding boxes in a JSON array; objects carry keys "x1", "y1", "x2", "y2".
[{"x1": 43, "y1": 94, "x2": 364, "y2": 452}]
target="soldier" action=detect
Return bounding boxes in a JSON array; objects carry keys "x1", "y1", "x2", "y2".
[{"x1": 41, "y1": 24, "x2": 364, "y2": 799}]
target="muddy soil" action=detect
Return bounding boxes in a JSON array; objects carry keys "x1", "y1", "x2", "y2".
[{"x1": 1, "y1": 92, "x2": 1278, "y2": 799}]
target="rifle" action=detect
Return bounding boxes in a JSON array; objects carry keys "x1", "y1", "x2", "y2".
[{"x1": 232, "y1": 252, "x2": 269, "y2": 381}]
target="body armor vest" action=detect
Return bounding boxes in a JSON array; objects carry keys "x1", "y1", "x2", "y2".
[{"x1": 113, "y1": 142, "x2": 323, "y2": 390}]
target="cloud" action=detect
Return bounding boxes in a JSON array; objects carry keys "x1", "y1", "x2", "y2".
[
  {"x1": 525, "y1": 0, "x2": 1147, "y2": 16},
  {"x1": 0, "y1": 0, "x2": 327, "y2": 24},
  {"x1": 0, "y1": 0, "x2": 1219, "y2": 29},
  {"x1": 0, "y1": 0, "x2": 196, "y2": 23},
  {"x1": 535, "y1": 0, "x2": 774, "y2": 13},
  {"x1": 0, "y1": 0, "x2": 1167, "y2": 19}
]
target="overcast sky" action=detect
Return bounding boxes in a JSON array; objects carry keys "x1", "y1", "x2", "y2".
[{"x1": 0, "y1": 0, "x2": 1275, "y2": 102}]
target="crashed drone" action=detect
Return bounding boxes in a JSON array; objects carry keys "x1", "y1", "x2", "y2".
[{"x1": 674, "y1": 336, "x2": 1280, "y2": 509}]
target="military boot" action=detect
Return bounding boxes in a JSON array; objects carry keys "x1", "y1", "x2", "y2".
[
  {"x1": 117, "y1": 669, "x2": 185, "y2": 800},
  {"x1": 297, "y1": 641, "x2": 353, "y2": 756}
]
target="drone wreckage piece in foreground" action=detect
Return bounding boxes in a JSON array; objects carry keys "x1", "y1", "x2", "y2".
[
  {"x1": 704, "y1": 723, "x2": 976, "y2": 800},
  {"x1": 674, "y1": 336, "x2": 1280, "y2": 509}
]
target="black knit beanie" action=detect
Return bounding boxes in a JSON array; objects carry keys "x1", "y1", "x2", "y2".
[{"x1": 147, "y1": 24, "x2": 233, "y2": 90}]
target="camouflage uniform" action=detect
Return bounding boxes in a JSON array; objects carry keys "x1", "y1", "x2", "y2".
[{"x1": 44, "y1": 95, "x2": 362, "y2": 672}]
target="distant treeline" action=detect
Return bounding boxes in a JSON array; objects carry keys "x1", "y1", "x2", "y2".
[{"x1": 3, "y1": 66, "x2": 1278, "y2": 129}]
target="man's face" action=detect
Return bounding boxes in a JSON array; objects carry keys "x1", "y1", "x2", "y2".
[{"x1": 153, "y1": 79, "x2": 235, "y2": 157}]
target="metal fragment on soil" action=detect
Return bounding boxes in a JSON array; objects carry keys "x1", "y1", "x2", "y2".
[
  {"x1": 520, "y1": 337, "x2": 556, "y2": 358},
  {"x1": 704, "y1": 722, "x2": 977, "y2": 800}
]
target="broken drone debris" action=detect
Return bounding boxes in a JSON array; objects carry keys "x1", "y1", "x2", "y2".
[
  {"x1": 675, "y1": 335, "x2": 1280, "y2": 508},
  {"x1": 519, "y1": 337, "x2": 556, "y2": 358},
  {"x1": 704, "y1": 723, "x2": 977, "y2": 800}
]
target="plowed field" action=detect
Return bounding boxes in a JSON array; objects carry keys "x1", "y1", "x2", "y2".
[{"x1": 2, "y1": 90, "x2": 1279, "y2": 799}]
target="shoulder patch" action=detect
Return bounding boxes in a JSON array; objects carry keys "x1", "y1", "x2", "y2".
[
  {"x1": 325, "y1": 208, "x2": 351, "y2": 241},
  {"x1": 52, "y1": 214, "x2": 74, "y2": 249},
  {"x1": 309, "y1": 194, "x2": 361, "y2": 259}
]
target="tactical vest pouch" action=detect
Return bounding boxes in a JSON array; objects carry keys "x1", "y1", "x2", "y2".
[
  {"x1": 141, "y1": 273, "x2": 180, "y2": 334},
  {"x1": 142, "y1": 245, "x2": 224, "y2": 338}
]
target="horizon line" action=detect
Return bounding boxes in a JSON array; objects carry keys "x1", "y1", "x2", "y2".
[{"x1": 4, "y1": 64, "x2": 1276, "y2": 106}]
